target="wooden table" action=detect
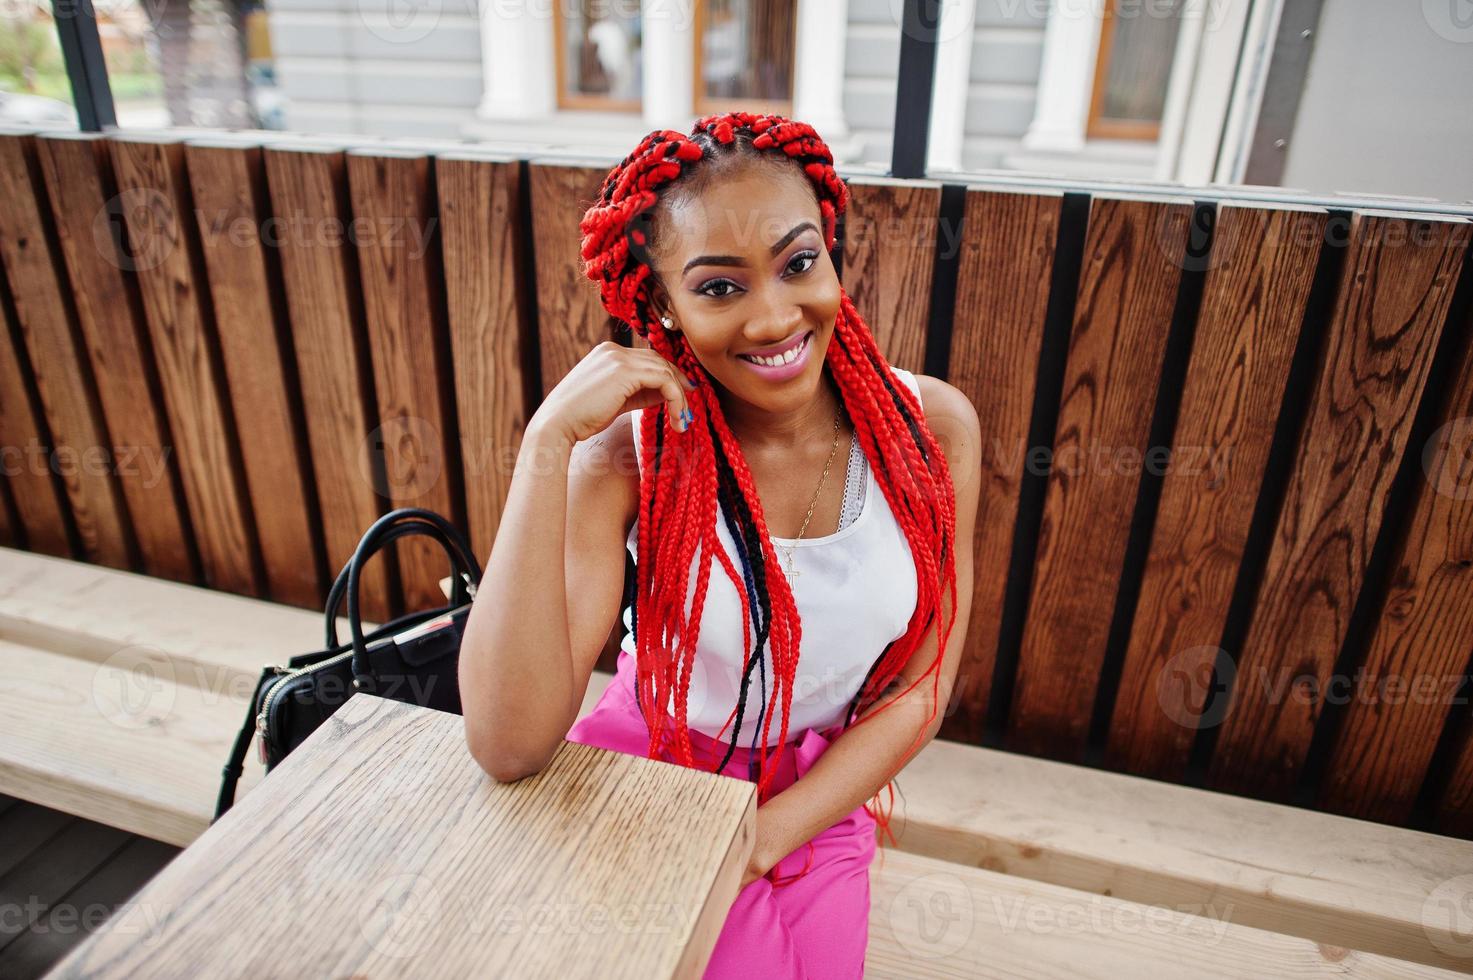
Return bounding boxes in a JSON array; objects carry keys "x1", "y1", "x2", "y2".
[{"x1": 43, "y1": 693, "x2": 757, "y2": 979}]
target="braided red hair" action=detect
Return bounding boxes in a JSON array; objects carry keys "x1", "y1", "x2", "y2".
[{"x1": 578, "y1": 112, "x2": 958, "y2": 877}]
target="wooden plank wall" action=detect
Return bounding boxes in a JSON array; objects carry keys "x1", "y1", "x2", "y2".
[{"x1": 2, "y1": 130, "x2": 1471, "y2": 837}]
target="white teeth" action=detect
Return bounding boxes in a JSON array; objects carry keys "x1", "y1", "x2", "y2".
[{"x1": 743, "y1": 333, "x2": 807, "y2": 368}]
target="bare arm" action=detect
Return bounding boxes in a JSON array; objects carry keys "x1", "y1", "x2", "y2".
[
  {"x1": 459, "y1": 419, "x2": 582, "y2": 781},
  {"x1": 460, "y1": 342, "x2": 693, "y2": 781}
]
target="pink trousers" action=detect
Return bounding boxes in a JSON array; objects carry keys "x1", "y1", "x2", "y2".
[{"x1": 565, "y1": 649, "x2": 877, "y2": 979}]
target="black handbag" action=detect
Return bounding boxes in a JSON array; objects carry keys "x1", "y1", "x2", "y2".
[{"x1": 214, "y1": 506, "x2": 482, "y2": 821}]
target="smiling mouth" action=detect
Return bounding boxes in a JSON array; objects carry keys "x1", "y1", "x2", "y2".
[{"x1": 738, "y1": 330, "x2": 813, "y2": 367}]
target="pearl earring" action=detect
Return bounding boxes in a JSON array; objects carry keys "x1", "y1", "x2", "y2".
[{"x1": 660, "y1": 315, "x2": 674, "y2": 330}]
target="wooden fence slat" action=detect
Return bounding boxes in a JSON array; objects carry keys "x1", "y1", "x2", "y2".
[
  {"x1": 528, "y1": 160, "x2": 612, "y2": 395},
  {"x1": 843, "y1": 177, "x2": 941, "y2": 373},
  {"x1": 1207, "y1": 212, "x2": 1472, "y2": 800},
  {"x1": 261, "y1": 145, "x2": 391, "y2": 623},
  {"x1": 942, "y1": 186, "x2": 1062, "y2": 743},
  {"x1": 34, "y1": 133, "x2": 195, "y2": 585},
  {"x1": 1006, "y1": 195, "x2": 1194, "y2": 761},
  {"x1": 1322, "y1": 300, "x2": 1473, "y2": 824},
  {"x1": 345, "y1": 149, "x2": 460, "y2": 612},
  {"x1": 435, "y1": 153, "x2": 533, "y2": 565},
  {"x1": 0, "y1": 261, "x2": 70, "y2": 556},
  {"x1": 185, "y1": 141, "x2": 323, "y2": 609},
  {"x1": 0, "y1": 134, "x2": 130, "y2": 568},
  {"x1": 0, "y1": 472, "x2": 15, "y2": 547},
  {"x1": 107, "y1": 135, "x2": 261, "y2": 597},
  {"x1": 1105, "y1": 203, "x2": 1328, "y2": 781}
]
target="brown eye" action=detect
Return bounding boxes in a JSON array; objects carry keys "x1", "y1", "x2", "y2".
[{"x1": 696, "y1": 278, "x2": 740, "y2": 298}]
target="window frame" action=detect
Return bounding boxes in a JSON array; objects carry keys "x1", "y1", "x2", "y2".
[
  {"x1": 551, "y1": 1, "x2": 644, "y2": 113},
  {"x1": 691, "y1": 0, "x2": 796, "y2": 117}
]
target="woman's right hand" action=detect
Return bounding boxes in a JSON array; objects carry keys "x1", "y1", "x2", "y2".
[{"x1": 529, "y1": 341, "x2": 697, "y2": 446}]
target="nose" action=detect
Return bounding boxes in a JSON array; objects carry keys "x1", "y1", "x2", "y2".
[{"x1": 743, "y1": 291, "x2": 805, "y2": 347}]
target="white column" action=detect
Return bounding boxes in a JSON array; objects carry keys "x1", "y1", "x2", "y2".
[
  {"x1": 1022, "y1": 0, "x2": 1105, "y2": 153},
  {"x1": 793, "y1": 0, "x2": 850, "y2": 139},
  {"x1": 476, "y1": 0, "x2": 556, "y2": 120},
  {"x1": 926, "y1": 0, "x2": 978, "y2": 172},
  {"x1": 643, "y1": 0, "x2": 696, "y2": 128}
]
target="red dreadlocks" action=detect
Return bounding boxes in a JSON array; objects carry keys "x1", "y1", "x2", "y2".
[{"x1": 578, "y1": 111, "x2": 958, "y2": 857}]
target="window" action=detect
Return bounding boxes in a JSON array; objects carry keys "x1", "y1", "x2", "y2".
[
  {"x1": 1087, "y1": 0, "x2": 1184, "y2": 140},
  {"x1": 553, "y1": 0, "x2": 643, "y2": 111},
  {"x1": 694, "y1": 0, "x2": 794, "y2": 115}
]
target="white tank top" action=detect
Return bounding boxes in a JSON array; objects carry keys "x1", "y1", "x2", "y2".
[{"x1": 619, "y1": 366, "x2": 921, "y2": 746}]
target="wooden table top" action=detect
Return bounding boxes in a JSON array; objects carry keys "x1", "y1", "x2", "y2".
[{"x1": 44, "y1": 693, "x2": 757, "y2": 979}]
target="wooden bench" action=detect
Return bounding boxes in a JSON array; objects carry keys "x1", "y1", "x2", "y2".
[{"x1": 3, "y1": 546, "x2": 1469, "y2": 976}]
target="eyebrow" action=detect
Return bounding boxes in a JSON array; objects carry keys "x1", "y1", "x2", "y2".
[{"x1": 681, "y1": 221, "x2": 819, "y2": 277}]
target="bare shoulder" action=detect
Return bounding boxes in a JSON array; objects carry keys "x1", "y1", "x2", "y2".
[{"x1": 914, "y1": 374, "x2": 982, "y2": 475}]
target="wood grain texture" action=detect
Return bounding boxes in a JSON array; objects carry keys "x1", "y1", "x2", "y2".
[
  {"x1": 865, "y1": 847, "x2": 1468, "y2": 979},
  {"x1": 34, "y1": 132, "x2": 195, "y2": 584},
  {"x1": 893, "y1": 736, "x2": 1473, "y2": 973},
  {"x1": 262, "y1": 146, "x2": 391, "y2": 623},
  {"x1": 1207, "y1": 213, "x2": 1471, "y2": 800},
  {"x1": 1006, "y1": 195, "x2": 1193, "y2": 760},
  {"x1": 0, "y1": 134, "x2": 131, "y2": 569},
  {"x1": 186, "y1": 141, "x2": 323, "y2": 609},
  {"x1": 436, "y1": 154, "x2": 533, "y2": 565},
  {"x1": 46, "y1": 694, "x2": 756, "y2": 979},
  {"x1": 1105, "y1": 204, "x2": 1327, "y2": 781},
  {"x1": 0, "y1": 244, "x2": 70, "y2": 557},
  {"x1": 1321, "y1": 300, "x2": 1473, "y2": 824},
  {"x1": 346, "y1": 150, "x2": 461, "y2": 612},
  {"x1": 528, "y1": 160, "x2": 611, "y2": 395},
  {"x1": 941, "y1": 186, "x2": 1061, "y2": 744},
  {"x1": 107, "y1": 135, "x2": 261, "y2": 597},
  {"x1": 0, "y1": 638, "x2": 266, "y2": 848},
  {"x1": 0, "y1": 471, "x2": 15, "y2": 547},
  {"x1": 842, "y1": 177, "x2": 940, "y2": 373}
]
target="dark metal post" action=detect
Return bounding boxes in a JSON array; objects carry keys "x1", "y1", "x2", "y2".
[
  {"x1": 52, "y1": 0, "x2": 118, "y2": 131},
  {"x1": 890, "y1": 0, "x2": 942, "y2": 178}
]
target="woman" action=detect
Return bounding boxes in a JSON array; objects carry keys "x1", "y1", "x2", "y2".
[{"x1": 461, "y1": 111, "x2": 981, "y2": 978}]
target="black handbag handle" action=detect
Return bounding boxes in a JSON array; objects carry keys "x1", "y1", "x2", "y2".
[
  {"x1": 345, "y1": 508, "x2": 482, "y2": 691},
  {"x1": 323, "y1": 518, "x2": 477, "y2": 647}
]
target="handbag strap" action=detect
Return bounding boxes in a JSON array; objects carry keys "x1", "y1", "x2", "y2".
[
  {"x1": 346, "y1": 508, "x2": 481, "y2": 691},
  {"x1": 214, "y1": 667, "x2": 273, "y2": 822},
  {"x1": 323, "y1": 518, "x2": 477, "y2": 648}
]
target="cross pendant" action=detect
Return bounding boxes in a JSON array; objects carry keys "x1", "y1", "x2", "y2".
[{"x1": 783, "y1": 559, "x2": 799, "y2": 585}]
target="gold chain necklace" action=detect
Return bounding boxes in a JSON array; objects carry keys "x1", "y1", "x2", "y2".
[{"x1": 778, "y1": 406, "x2": 845, "y2": 588}]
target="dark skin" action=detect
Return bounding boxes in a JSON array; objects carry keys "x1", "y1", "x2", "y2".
[
  {"x1": 640, "y1": 162, "x2": 983, "y2": 890},
  {"x1": 645, "y1": 162, "x2": 854, "y2": 540}
]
